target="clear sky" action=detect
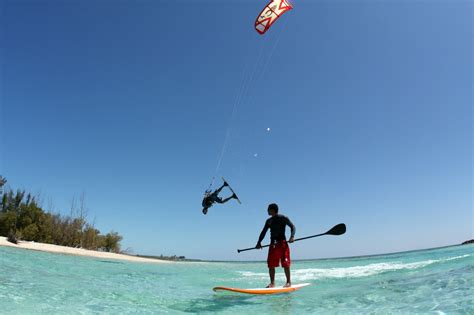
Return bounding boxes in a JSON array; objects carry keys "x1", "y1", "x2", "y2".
[{"x1": 1, "y1": 0, "x2": 472, "y2": 261}]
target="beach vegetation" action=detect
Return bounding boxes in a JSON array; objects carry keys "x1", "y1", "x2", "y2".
[
  {"x1": 0, "y1": 176, "x2": 123, "y2": 252},
  {"x1": 102, "y1": 231, "x2": 123, "y2": 253}
]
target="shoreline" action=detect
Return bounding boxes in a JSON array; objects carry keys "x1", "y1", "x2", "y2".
[
  {"x1": 2, "y1": 237, "x2": 469, "y2": 264},
  {"x1": 0, "y1": 237, "x2": 173, "y2": 264}
]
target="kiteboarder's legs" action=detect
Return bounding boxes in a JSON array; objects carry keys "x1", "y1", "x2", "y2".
[
  {"x1": 217, "y1": 194, "x2": 237, "y2": 204},
  {"x1": 215, "y1": 181, "x2": 228, "y2": 194}
]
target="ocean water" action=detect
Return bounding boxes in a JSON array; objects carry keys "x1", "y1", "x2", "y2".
[{"x1": 0, "y1": 245, "x2": 472, "y2": 314}]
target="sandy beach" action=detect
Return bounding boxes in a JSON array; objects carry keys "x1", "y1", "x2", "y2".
[{"x1": 0, "y1": 236, "x2": 173, "y2": 264}]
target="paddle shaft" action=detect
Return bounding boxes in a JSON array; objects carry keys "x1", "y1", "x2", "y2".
[
  {"x1": 237, "y1": 223, "x2": 346, "y2": 253},
  {"x1": 237, "y1": 233, "x2": 326, "y2": 253}
]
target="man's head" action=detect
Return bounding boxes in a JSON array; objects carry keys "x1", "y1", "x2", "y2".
[{"x1": 267, "y1": 203, "x2": 279, "y2": 216}]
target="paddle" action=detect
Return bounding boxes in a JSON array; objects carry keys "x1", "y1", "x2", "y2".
[{"x1": 237, "y1": 223, "x2": 346, "y2": 253}]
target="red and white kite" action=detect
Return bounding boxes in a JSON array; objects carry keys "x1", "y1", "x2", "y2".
[{"x1": 255, "y1": 0, "x2": 293, "y2": 35}]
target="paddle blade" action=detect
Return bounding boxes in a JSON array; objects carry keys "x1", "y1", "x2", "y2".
[{"x1": 326, "y1": 223, "x2": 346, "y2": 235}]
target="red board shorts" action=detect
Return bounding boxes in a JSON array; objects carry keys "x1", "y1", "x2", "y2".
[{"x1": 267, "y1": 240, "x2": 291, "y2": 268}]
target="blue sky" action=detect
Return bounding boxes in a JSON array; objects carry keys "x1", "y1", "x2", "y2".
[{"x1": 1, "y1": 0, "x2": 472, "y2": 260}]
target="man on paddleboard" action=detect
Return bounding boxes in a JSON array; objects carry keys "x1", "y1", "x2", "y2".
[{"x1": 256, "y1": 203, "x2": 295, "y2": 288}]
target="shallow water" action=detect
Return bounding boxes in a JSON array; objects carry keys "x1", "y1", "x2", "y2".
[{"x1": 1, "y1": 244, "x2": 472, "y2": 314}]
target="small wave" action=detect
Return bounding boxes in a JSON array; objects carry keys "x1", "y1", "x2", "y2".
[
  {"x1": 238, "y1": 254, "x2": 472, "y2": 281},
  {"x1": 98, "y1": 260, "x2": 123, "y2": 264},
  {"x1": 443, "y1": 254, "x2": 470, "y2": 261}
]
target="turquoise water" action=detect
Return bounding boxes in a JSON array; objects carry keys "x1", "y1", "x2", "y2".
[{"x1": 1, "y1": 245, "x2": 472, "y2": 314}]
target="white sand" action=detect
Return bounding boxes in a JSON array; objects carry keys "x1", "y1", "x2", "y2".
[{"x1": 0, "y1": 236, "x2": 173, "y2": 264}]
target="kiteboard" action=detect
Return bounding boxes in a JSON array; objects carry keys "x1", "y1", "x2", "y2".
[
  {"x1": 213, "y1": 283, "x2": 310, "y2": 295},
  {"x1": 222, "y1": 177, "x2": 241, "y2": 204}
]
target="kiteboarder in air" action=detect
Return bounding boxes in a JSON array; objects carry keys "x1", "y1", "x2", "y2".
[{"x1": 202, "y1": 178, "x2": 240, "y2": 215}]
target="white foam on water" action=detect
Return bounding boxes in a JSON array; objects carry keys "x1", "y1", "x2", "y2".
[
  {"x1": 238, "y1": 254, "x2": 472, "y2": 281},
  {"x1": 443, "y1": 254, "x2": 470, "y2": 261}
]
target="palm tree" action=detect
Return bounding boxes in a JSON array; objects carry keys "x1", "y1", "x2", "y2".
[
  {"x1": 0, "y1": 176, "x2": 6, "y2": 209},
  {"x1": 0, "y1": 176, "x2": 6, "y2": 190}
]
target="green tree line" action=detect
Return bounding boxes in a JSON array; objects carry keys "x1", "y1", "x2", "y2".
[{"x1": 0, "y1": 176, "x2": 123, "y2": 253}]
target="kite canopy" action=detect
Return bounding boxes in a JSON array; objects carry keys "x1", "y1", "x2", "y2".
[{"x1": 255, "y1": 0, "x2": 293, "y2": 35}]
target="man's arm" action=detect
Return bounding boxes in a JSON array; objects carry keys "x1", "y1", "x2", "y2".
[
  {"x1": 286, "y1": 217, "x2": 296, "y2": 242},
  {"x1": 256, "y1": 220, "x2": 270, "y2": 248}
]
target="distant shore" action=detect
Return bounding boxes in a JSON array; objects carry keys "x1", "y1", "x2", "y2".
[
  {"x1": 2, "y1": 236, "x2": 471, "y2": 264},
  {"x1": 0, "y1": 237, "x2": 173, "y2": 264}
]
